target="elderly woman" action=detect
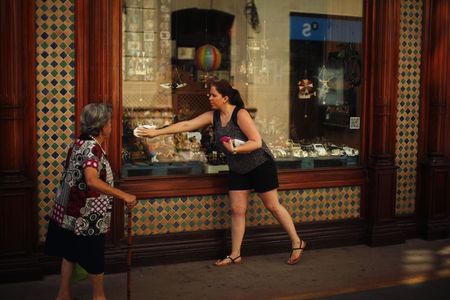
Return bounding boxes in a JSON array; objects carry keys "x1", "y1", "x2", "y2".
[{"x1": 45, "y1": 103, "x2": 137, "y2": 300}]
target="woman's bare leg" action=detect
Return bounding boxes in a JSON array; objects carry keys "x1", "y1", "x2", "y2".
[
  {"x1": 259, "y1": 189, "x2": 304, "y2": 261},
  {"x1": 56, "y1": 258, "x2": 74, "y2": 300},
  {"x1": 215, "y1": 190, "x2": 249, "y2": 265},
  {"x1": 89, "y1": 273, "x2": 106, "y2": 300}
]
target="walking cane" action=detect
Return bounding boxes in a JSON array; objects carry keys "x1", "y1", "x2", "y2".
[{"x1": 127, "y1": 207, "x2": 132, "y2": 300}]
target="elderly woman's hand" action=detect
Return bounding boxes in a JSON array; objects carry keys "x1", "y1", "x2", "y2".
[{"x1": 123, "y1": 193, "x2": 138, "y2": 209}]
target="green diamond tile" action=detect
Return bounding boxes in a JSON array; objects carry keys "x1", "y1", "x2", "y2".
[
  {"x1": 36, "y1": 0, "x2": 76, "y2": 242},
  {"x1": 395, "y1": 0, "x2": 422, "y2": 216}
]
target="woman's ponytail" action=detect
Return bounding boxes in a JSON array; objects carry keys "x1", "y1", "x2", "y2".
[
  {"x1": 230, "y1": 88, "x2": 245, "y2": 108},
  {"x1": 211, "y1": 80, "x2": 245, "y2": 108}
]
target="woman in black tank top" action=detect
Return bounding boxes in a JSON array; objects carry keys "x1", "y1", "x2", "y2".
[{"x1": 136, "y1": 80, "x2": 306, "y2": 266}]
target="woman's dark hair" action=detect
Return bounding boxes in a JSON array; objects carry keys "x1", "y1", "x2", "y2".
[
  {"x1": 80, "y1": 103, "x2": 112, "y2": 136},
  {"x1": 211, "y1": 79, "x2": 245, "y2": 108}
]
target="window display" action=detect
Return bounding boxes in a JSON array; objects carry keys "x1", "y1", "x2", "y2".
[{"x1": 121, "y1": 0, "x2": 364, "y2": 177}]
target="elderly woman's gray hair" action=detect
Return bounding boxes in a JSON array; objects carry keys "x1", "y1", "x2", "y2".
[{"x1": 80, "y1": 103, "x2": 112, "y2": 136}]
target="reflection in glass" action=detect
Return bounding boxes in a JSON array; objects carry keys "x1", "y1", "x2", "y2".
[{"x1": 122, "y1": 0, "x2": 364, "y2": 177}]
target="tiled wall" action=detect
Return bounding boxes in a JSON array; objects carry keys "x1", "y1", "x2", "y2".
[
  {"x1": 129, "y1": 187, "x2": 361, "y2": 235},
  {"x1": 36, "y1": 0, "x2": 76, "y2": 241},
  {"x1": 395, "y1": 0, "x2": 422, "y2": 215}
]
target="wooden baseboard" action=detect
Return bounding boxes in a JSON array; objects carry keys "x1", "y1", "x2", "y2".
[
  {"x1": 0, "y1": 255, "x2": 41, "y2": 284},
  {"x1": 421, "y1": 216, "x2": 450, "y2": 240},
  {"x1": 368, "y1": 220, "x2": 405, "y2": 247},
  {"x1": 397, "y1": 215, "x2": 421, "y2": 239}
]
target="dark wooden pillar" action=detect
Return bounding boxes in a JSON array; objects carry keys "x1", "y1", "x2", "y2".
[
  {"x1": 77, "y1": 0, "x2": 122, "y2": 171},
  {"x1": 75, "y1": 0, "x2": 125, "y2": 246},
  {"x1": 0, "y1": 0, "x2": 40, "y2": 281},
  {"x1": 365, "y1": 0, "x2": 404, "y2": 246},
  {"x1": 419, "y1": 0, "x2": 450, "y2": 240}
]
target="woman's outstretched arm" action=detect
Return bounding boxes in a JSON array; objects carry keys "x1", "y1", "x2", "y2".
[{"x1": 137, "y1": 111, "x2": 214, "y2": 138}]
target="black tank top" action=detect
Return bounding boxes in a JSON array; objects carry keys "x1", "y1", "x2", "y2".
[{"x1": 213, "y1": 107, "x2": 274, "y2": 174}]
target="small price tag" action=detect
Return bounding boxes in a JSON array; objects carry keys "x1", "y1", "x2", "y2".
[{"x1": 349, "y1": 117, "x2": 360, "y2": 129}]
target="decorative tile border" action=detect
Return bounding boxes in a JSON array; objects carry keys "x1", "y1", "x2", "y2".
[
  {"x1": 395, "y1": 0, "x2": 422, "y2": 215},
  {"x1": 128, "y1": 186, "x2": 361, "y2": 236},
  {"x1": 36, "y1": 0, "x2": 76, "y2": 241}
]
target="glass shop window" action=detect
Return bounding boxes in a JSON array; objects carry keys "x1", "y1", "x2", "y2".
[{"x1": 121, "y1": 0, "x2": 364, "y2": 177}]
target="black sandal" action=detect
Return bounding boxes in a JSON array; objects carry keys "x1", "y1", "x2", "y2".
[
  {"x1": 214, "y1": 255, "x2": 242, "y2": 267},
  {"x1": 287, "y1": 240, "x2": 307, "y2": 265}
]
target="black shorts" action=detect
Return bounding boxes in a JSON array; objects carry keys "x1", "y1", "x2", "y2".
[
  {"x1": 45, "y1": 220, "x2": 105, "y2": 274},
  {"x1": 229, "y1": 158, "x2": 279, "y2": 193}
]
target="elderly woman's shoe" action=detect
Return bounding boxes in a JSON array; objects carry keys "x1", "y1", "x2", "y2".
[
  {"x1": 287, "y1": 239, "x2": 306, "y2": 265},
  {"x1": 214, "y1": 255, "x2": 242, "y2": 267}
]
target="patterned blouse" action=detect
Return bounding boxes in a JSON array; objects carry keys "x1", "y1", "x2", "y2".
[{"x1": 49, "y1": 137, "x2": 114, "y2": 236}]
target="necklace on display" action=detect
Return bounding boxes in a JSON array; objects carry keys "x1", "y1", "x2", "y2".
[{"x1": 89, "y1": 135, "x2": 107, "y2": 155}]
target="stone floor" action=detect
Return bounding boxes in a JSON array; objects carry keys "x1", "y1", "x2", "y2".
[{"x1": 1, "y1": 238, "x2": 449, "y2": 299}]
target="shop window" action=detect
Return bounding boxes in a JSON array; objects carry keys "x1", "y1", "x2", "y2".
[
  {"x1": 287, "y1": 12, "x2": 363, "y2": 169},
  {"x1": 121, "y1": 0, "x2": 363, "y2": 177}
]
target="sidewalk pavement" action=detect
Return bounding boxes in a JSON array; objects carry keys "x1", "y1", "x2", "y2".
[{"x1": 1, "y1": 238, "x2": 449, "y2": 300}]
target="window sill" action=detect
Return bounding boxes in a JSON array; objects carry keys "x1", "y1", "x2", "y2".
[{"x1": 116, "y1": 166, "x2": 366, "y2": 199}]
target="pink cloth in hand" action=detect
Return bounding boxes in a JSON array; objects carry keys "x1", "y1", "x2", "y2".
[{"x1": 220, "y1": 136, "x2": 231, "y2": 143}]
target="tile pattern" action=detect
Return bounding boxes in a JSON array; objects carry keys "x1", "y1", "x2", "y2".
[
  {"x1": 395, "y1": 0, "x2": 422, "y2": 215},
  {"x1": 128, "y1": 186, "x2": 361, "y2": 236},
  {"x1": 36, "y1": 0, "x2": 76, "y2": 241}
]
